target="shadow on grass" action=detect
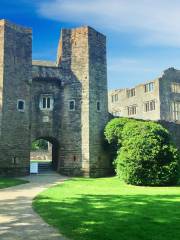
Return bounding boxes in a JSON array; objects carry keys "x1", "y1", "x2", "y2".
[
  {"x1": 0, "y1": 178, "x2": 28, "y2": 189},
  {"x1": 33, "y1": 193, "x2": 180, "y2": 240}
]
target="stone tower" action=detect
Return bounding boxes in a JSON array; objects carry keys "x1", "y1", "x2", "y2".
[
  {"x1": 56, "y1": 26, "x2": 109, "y2": 176},
  {"x1": 0, "y1": 20, "x2": 110, "y2": 177},
  {"x1": 0, "y1": 20, "x2": 32, "y2": 175}
]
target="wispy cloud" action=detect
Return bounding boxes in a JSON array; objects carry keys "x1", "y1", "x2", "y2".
[
  {"x1": 108, "y1": 58, "x2": 155, "y2": 73},
  {"x1": 108, "y1": 56, "x2": 179, "y2": 76},
  {"x1": 107, "y1": 55, "x2": 180, "y2": 89},
  {"x1": 37, "y1": 0, "x2": 180, "y2": 47}
]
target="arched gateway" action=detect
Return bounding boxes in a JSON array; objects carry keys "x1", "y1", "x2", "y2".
[
  {"x1": 0, "y1": 20, "x2": 111, "y2": 177},
  {"x1": 31, "y1": 137, "x2": 59, "y2": 171}
]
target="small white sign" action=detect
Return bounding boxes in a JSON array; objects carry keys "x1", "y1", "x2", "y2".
[
  {"x1": 30, "y1": 162, "x2": 38, "y2": 174},
  {"x1": 43, "y1": 116, "x2": 49, "y2": 123}
]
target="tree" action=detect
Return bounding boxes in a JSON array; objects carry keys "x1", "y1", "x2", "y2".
[
  {"x1": 105, "y1": 118, "x2": 180, "y2": 186},
  {"x1": 31, "y1": 139, "x2": 48, "y2": 151}
]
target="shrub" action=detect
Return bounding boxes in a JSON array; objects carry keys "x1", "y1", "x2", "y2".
[
  {"x1": 104, "y1": 118, "x2": 134, "y2": 167},
  {"x1": 116, "y1": 121, "x2": 180, "y2": 186},
  {"x1": 104, "y1": 117, "x2": 133, "y2": 146}
]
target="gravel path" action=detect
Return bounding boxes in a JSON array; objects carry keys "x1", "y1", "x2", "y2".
[{"x1": 0, "y1": 173, "x2": 68, "y2": 240}]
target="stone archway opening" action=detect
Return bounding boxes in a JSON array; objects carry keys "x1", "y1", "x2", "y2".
[{"x1": 30, "y1": 137, "x2": 59, "y2": 173}]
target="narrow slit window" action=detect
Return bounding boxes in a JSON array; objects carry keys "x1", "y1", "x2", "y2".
[
  {"x1": 12, "y1": 156, "x2": 18, "y2": 165},
  {"x1": 47, "y1": 98, "x2": 51, "y2": 108},
  {"x1": 69, "y1": 100, "x2": 75, "y2": 111},
  {"x1": 43, "y1": 98, "x2": 46, "y2": 108},
  {"x1": 17, "y1": 100, "x2": 25, "y2": 112},
  {"x1": 97, "y1": 101, "x2": 101, "y2": 112}
]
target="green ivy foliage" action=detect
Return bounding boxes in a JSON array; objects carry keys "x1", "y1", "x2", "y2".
[
  {"x1": 105, "y1": 118, "x2": 180, "y2": 186},
  {"x1": 31, "y1": 139, "x2": 48, "y2": 151}
]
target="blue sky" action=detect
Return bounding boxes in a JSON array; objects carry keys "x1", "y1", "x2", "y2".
[{"x1": 1, "y1": 0, "x2": 180, "y2": 89}]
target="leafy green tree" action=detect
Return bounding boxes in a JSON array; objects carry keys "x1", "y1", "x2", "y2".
[
  {"x1": 104, "y1": 117, "x2": 133, "y2": 146},
  {"x1": 104, "y1": 118, "x2": 133, "y2": 166},
  {"x1": 105, "y1": 118, "x2": 180, "y2": 186},
  {"x1": 117, "y1": 121, "x2": 180, "y2": 186},
  {"x1": 31, "y1": 139, "x2": 48, "y2": 151}
]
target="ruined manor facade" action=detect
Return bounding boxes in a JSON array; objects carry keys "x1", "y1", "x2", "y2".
[
  {"x1": 0, "y1": 20, "x2": 111, "y2": 177},
  {"x1": 108, "y1": 68, "x2": 180, "y2": 149}
]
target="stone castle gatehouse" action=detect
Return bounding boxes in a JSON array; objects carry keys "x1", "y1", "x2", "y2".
[{"x1": 0, "y1": 20, "x2": 111, "y2": 177}]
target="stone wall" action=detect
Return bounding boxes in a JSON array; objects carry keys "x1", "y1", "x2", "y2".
[
  {"x1": 30, "y1": 150, "x2": 51, "y2": 161},
  {"x1": 159, "y1": 68, "x2": 180, "y2": 122},
  {"x1": 0, "y1": 20, "x2": 110, "y2": 177},
  {"x1": 0, "y1": 20, "x2": 4, "y2": 136},
  {"x1": 108, "y1": 78, "x2": 161, "y2": 121},
  {"x1": 88, "y1": 27, "x2": 110, "y2": 176},
  {"x1": 0, "y1": 20, "x2": 32, "y2": 176},
  {"x1": 108, "y1": 68, "x2": 180, "y2": 125},
  {"x1": 31, "y1": 26, "x2": 110, "y2": 177},
  {"x1": 108, "y1": 69, "x2": 180, "y2": 151},
  {"x1": 57, "y1": 27, "x2": 110, "y2": 176},
  {"x1": 160, "y1": 121, "x2": 180, "y2": 150},
  {"x1": 56, "y1": 27, "x2": 86, "y2": 176}
]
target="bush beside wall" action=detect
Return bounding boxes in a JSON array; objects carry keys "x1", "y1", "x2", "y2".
[{"x1": 105, "y1": 118, "x2": 180, "y2": 186}]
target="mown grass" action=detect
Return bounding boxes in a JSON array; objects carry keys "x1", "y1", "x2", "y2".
[
  {"x1": 0, "y1": 178, "x2": 28, "y2": 189},
  {"x1": 33, "y1": 177, "x2": 180, "y2": 240}
]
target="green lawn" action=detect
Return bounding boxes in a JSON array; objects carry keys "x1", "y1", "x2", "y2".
[
  {"x1": 33, "y1": 177, "x2": 180, "y2": 240},
  {"x1": 0, "y1": 178, "x2": 28, "y2": 189}
]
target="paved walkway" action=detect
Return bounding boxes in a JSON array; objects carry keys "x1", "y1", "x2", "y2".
[{"x1": 0, "y1": 173, "x2": 68, "y2": 240}]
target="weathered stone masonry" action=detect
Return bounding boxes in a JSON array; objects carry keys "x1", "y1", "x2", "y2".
[
  {"x1": 0, "y1": 20, "x2": 31, "y2": 176},
  {"x1": 108, "y1": 68, "x2": 180, "y2": 149},
  {"x1": 0, "y1": 20, "x2": 110, "y2": 177}
]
